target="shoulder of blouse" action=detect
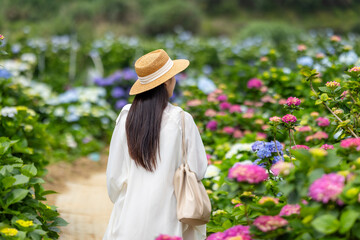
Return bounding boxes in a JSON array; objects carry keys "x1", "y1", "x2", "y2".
[
  {"x1": 165, "y1": 103, "x2": 196, "y2": 129},
  {"x1": 115, "y1": 104, "x2": 131, "y2": 125}
]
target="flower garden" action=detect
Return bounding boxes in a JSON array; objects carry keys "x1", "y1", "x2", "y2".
[{"x1": 1, "y1": 30, "x2": 360, "y2": 239}]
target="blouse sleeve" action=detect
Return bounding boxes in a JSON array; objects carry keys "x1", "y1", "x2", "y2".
[
  {"x1": 106, "y1": 110, "x2": 129, "y2": 204},
  {"x1": 183, "y1": 111, "x2": 208, "y2": 181}
]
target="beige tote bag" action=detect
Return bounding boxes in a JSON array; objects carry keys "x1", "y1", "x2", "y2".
[{"x1": 173, "y1": 111, "x2": 211, "y2": 226}]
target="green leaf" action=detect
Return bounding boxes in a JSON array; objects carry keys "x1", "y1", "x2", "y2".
[
  {"x1": 318, "y1": 87, "x2": 331, "y2": 93},
  {"x1": 320, "y1": 93, "x2": 329, "y2": 101},
  {"x1": 315, "y1": 99, "x2": 323, "y2": 105},
  {"x1": 1, "y1": 176, "x2": 16, "y2": 189},
  {"x1": 21, "y1": 163, "x2": 37, "y2": 177},
  {"x1": 308, "y1": 169, "x2": 324, "y2": 184},
  {"x1": 28, "y1": 229, "x2": 47, "y2": 240},
  {"x1": 311, "y1": 214, "x2": 340, "y2": 235},
  {"x1": 51, "y1": 217, "x2": 69, "y2": 227},
  {"x1": 352, "y1": 222, "x2": 360, "y2": 238},
  {"x1": 5, "y1": 189, "x2": 29, "y2": 207},
  {"x1": 29, "y1": 178, "x2": 45, "y2": 185},
  {"x1": 339, "y1": 209, "x2": 359, "y2": 234},
  {"x1": 0, "y1": 137, "x2": 19, "y2": 155},
  {"x1": 222, "y1": 219, "x2": 232, "y2": 229},
  {"x1": 13, "y1": 174, "x2": 30, "y2": 186},
  {"x1": 41, "y1": 190, "x2": 58, "y2": 196},
  {"x1": 0, "y1": 165, "x2": 14, "y2": 176}
]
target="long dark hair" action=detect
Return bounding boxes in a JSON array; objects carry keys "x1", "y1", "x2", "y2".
[{"x1": 125, "y1": 83, "x2": 169, "y2": 172}]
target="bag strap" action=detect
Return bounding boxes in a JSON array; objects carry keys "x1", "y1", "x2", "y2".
[{"x1": 181, "y1": 111, "x2": 188, "y2": 165}]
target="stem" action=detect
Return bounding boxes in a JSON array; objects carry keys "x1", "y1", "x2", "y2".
[
  {"x1": 309, "y1": 79, "x2": 359, "y2": 138},
  {"x1": 244, "y1": 204, "x2": 250, "y2": 225},
  {"x1": 291, "y1": 129, "x2": 297, "y2": 146},
  {"x1": 274, "y1": 137, "x2": 281, "y2": 158},
  {"x1": 288, "y1": 129, "x2": 293, "y2": 162}
]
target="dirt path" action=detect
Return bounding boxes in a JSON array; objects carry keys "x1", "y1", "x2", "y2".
[{"x1": 43, "y1": 147, "x2": 113, "y2": 239}]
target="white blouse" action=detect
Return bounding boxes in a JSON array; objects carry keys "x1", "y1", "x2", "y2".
[{"x1": 103, "y1": 102, "x2": 208, "y2": 240}]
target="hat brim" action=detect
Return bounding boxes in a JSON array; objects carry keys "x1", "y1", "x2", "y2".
[{"x1": 129, "y1": 59, "x2": 189, "y2": 95}]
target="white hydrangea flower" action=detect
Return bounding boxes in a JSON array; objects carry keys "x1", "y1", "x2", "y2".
[
  {"x1": 65, "y1": 133, "x2": 77, "y2": 148},
  {"x1": 21, "y1": 53, "x2": 37, "y2": 65},
  {"x1": 204, "y1": 165, "x2": 220, "y2": 178},
  {"x1": 225, "y1": 143, "x2": 253, "y2": 159},
  {"x1": 53, "y1": 107, "x2": 65, "y2": 117},
  {"x1": 1, "y1": 107, "x2": 18, "y2": 118}
]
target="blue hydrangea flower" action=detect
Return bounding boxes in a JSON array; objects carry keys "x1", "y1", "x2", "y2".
[
  {"x1": 111, "y1": 87, "x2": 126, "y2": 98},
  {"x1": 257, "y1": 148, "x2": 272, "y2": 159},
  {"x1": 0, "y1": 69, "x2": 12, "y2": 79},
  {"x1": 251, "y1": 141, "x2": 265, "y2": 152}
]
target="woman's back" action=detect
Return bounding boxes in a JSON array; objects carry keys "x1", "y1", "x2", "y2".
[{"x1": 103, "y1": 102, "x2": 208, "y2": 240}]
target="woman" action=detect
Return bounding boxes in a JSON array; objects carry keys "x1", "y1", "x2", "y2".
[{"x1": 103, "y1": 49, "x2": 208, "y2": 240}]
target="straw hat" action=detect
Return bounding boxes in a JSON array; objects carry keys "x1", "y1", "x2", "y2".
[{"x1": 129, "y1": 49, "x2": 190, "y2": 95}]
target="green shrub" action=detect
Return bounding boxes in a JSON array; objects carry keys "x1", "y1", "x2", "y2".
[
  {"x1": 236, "y1": 20, "x2": 305, "y2": 46},
  {"x1": 142, "y1": 0, "x2": 202, "y2": 35}
]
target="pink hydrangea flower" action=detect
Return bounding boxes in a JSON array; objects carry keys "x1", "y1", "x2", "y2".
[
  {"x1": 247, "y1": 78, "x2": 263, "y2": 89},
  {"x1": 206, "y1": 120, "x2": 218, "y2": 131},
  {"x1": 308, "y1": 173, "x2": 345, "y2": 203},
  {"x1": 260, "y1": 56, "x2": 268, "y2": 62},
  {"x1": 316, "y1": 53, "x2": 325, "y2": 59},
  {"x1": 321, "y1": 144, "x2": 334, "y2": 150},
  {"x1": 223, "y1": 126, "x2": 235, "y2": 135},
  {"x1": 206, "y1": 232, "x2": 225, "y2": 240},
  {"x1": 186, "y1": 99, "x2": 202, "y2": 107},
  {"x1": 234, "y1": 203, "x2": 243, "y2": 208},
  {"x1": 228, "y1": 164, "x2": 268, "y2": 184},
  {"x1": 279, "y1": 204, "x2": 301, "y2": 216},
  {"x1": 244, "y1": 100, "x2": 254, "y2": 106},
  {"x1": 316, "y1": 117, "x2": 330, "y2": 127},
  {"x1": 205, "y1": 109, "x2": 217, "y2": 117},
  {"x1": 325, "y1": 81, "x2": 340, "y2": 88},
  {"x1": 229, "y1": 104, "x2": 242, "y2": 113},
  {"x1": 256, "y1": 132, "x2": 267, "y2": 140},
  {"x1": 261, "y1": 95, "x2": 276, "y2": 103},
  {"x1": 305, "y1": 131, "x2": 329, "y2": 142},
  {"x1": 155, "y1": 234, "x2": 182, "y2": 240},
  {"x1": 255, "y1": 102, "x2": 264, "y2": 107},
  {"x1": 217, "y1": 94, "x2": 228, "y2": 102},
  {"x1": 260, "y1": 86, "x2": 268, "y2": 93},
  {"x1": 340, "y1": 138, "x2": 360, "y2": 150},
  {"x1": 269, "y1": 116, "x2": 281, "y2": 123},
  {"x1": 310, "y1": 112, "x2": 319, "y2": 117},
  {"x1": 349, "y1": 66, "x2": 360, "y2": 72},
  {"x1": 314, "y1": 131, "x2": 329, "y2": 139},
  {"x1": 286, "y1": 97, "x2": 301, "y2": 106},
  {"x1": 233, "y1": 130, "x2": 243, "y2": 139},
  {"x1": 214, "y1": 89, "x2": 223, "y2": 94},
  {"x1": 297, "y1": 44, "x2": 307, "y2": 51},
  {"x1": 341, "y1": 90, "x2": 349, "y2": 100},
  {"x1": 262, "y1": 125, "x2": 269, "y2": 130},
  {"x1": 253, "y1": 215, "x2": 288, "y2": 232},
  {"x1": 330, "y1": 35, "x2": 341, "y2": 42},
  {"x1": 223, "y1": 225, "x2": 252, "y2": 240},
  {"x1": 271, "y1": 161, "x2": 294, "y2": 176},
  {"x1": 296, "y1": 126, "x2": 312, "y2": 132},
  {"x1": 243, "y1": 112, "x2": 254, "y2": 119},
  {"x1": 282, "y1": 114, "x2": 297, "y2": 123},
  {"x1": 220, "y1": 102, "x2": 231, "y2": 110},
  {"x1": 206, "y1": 154, "x2": 212, "y2": 164},
  {"x1": 292, "y1": 145, "x2": 310, "y2": 150},
  {"x1": 207, "y1": 93, "x2": 218, "y2": 102},
  {"x1": 278, "y1": 99, "x2": 287, "y2": 105}
]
